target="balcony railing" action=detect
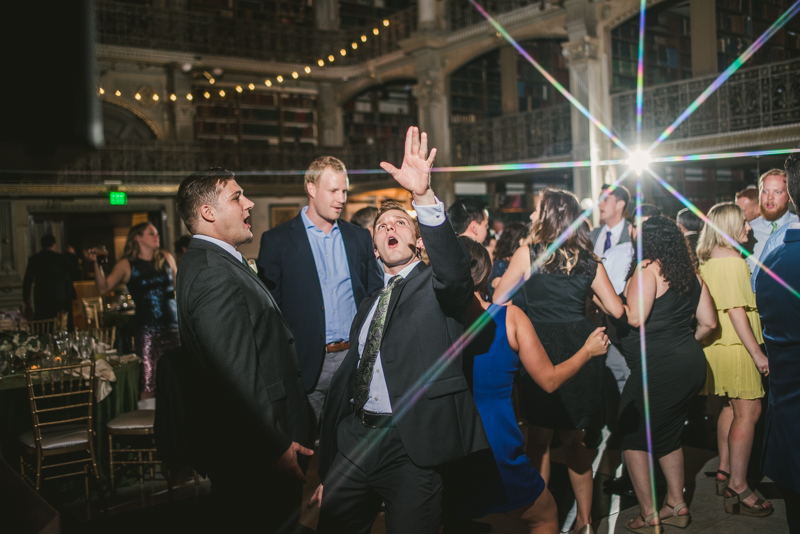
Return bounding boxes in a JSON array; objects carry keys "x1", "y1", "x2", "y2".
[
  {"x1": 612, "y1": 58, "x2": 800, "y2": 146},
  {"x1": 52, "y1": 140, "x2": 406, "y2": 184},
  {"x1": 447, "y1": 0, "x2": 543, "y2": 31},
  {"x1": 450, "y1": 104, "x2": 572, "y2": 166},
  {"x1": 96, "y1": 1, "x2": 416, "y2": 64}
]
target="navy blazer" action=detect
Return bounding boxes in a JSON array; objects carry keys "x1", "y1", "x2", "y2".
[
  {"x1": 755, "y1": 227, "x2": 800, "y2": 493},
  {"x1": 257, "y1": 213, "x2": 384, "y2": 391}
]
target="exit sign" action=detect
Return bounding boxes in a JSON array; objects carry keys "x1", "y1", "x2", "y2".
[{"x1": 109, "y1": 192, "x2": 127, "y2": 205}]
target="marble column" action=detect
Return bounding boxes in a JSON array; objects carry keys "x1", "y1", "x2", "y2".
[
  {"x1": 562, "y1": 0, "x2": 612, "y2": 224},
  {"x1": 414, "y1": 51, "x2": 454, "y2": 206},
  {"x1": 418, "y1": 0, "x2": 438, "y2": 31},
  {"x1": 318, "y1": 83, "x2": 344, "y2": 147},
  {"x1": 315, "y1": 0, "x2": 339, "y2": 31}
]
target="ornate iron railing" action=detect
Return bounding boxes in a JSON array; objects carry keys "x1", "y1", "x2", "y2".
[
  {"x1": 450, "y1": 104, "x2": 572, "y2": 166},
  {"x1": 612, "y1": 58, "x2": 800, "y2": 146},
  {"x1": 447, "y1": 0, "x2": 543, "y2": 31},
  {"x1": 96, "y1": 1, "x2": 416, "y2": 64},
  {"x1": 49, "y1": 140, "x2": 405, "y2": 184}
]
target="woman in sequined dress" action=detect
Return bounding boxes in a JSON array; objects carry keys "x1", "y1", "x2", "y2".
[{"x1": 89, "y1": 222, "x2": 180, "y2": 399}]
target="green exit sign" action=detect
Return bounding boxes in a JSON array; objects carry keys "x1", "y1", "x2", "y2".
[{"x1": 109, "y1": 192, "x2": 127, "y2": 205}]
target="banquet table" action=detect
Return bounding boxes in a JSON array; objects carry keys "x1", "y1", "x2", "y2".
[{"x1": 0, "y1": 359, "x2": 140, "y2": 480}]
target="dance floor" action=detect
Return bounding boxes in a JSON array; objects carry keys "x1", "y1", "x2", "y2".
[{"x1": 61, "y1": 418, "x2": 788, "y2": 534}]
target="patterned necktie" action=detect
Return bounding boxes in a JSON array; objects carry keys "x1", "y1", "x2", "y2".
[
  {"x1": 603, "y1": 230, "x2": 613, "y2": 252},
  {"x1": 353, "y1": 275, "x2": 403, "y2": 409},
  {"x1": 770, "y1": 221, "x2": 778, "y2": 235},
  {"x1": 240, "y1": 254, "x2": 254, "y2": 273}
]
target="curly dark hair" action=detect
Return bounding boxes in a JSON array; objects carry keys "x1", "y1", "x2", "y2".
[
  {"x1": 625, "y1": 216, "x2": 697, "y2": 297},
  {"x1": 493, "y1": 221, "x2": 529, "y2": 262}
]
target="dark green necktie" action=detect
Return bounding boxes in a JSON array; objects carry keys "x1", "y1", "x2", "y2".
[
  {"x1": 241, "y1": 254, "x2": 254, "y2": 273},
  {"x1": 353, "y1": 275, "x2": 403, "y2": 409}
]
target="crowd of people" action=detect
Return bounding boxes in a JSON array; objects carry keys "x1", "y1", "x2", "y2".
[{"x1": 104, "y1": 126, "x2": 796, "y2": 534}]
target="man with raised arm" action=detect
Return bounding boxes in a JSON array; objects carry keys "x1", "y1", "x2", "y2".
[{"x1": 310, "y1": 127, "x2": 490, "y2": 534}]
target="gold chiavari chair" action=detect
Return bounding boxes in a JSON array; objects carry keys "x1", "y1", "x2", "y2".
[
  {"x1": 82, "y1": 297, "x2": 104, "y2": 328},
  {"x1": 18, "y1": 362, "x2": 104, "y2": 501},
  {"x1": 24, "y1": 318, "x2": 57, "y2": 336}
]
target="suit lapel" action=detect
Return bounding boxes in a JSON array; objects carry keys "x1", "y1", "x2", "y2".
[
  {"x1": 340, "y1": 221, "x2": 359, "y2": 291},
  {"x1": 290, "y1": 214, "x2": 325, "y2": 302},
  {"x1": 383, "y1": 262, "x2": 426, "y2": 332},
  {"x1": 620, "y1": 221, "x2": 631, "y2": 244}
]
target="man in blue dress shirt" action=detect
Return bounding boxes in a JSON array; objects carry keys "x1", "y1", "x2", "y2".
[
  {"x1": 257, "y1": 156, "x2": 383, "y2": 424},
  {"x1": 747, "y1": 168, "x2": 798, "y2": 274}
]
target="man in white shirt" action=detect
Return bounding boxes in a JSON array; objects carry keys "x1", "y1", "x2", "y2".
[
  {"x1": 747, "y1": 169, "x2": 799, "y2": 273},
  {"x1": 590, "y1": 184, "x2": 631, "y2": 256}
]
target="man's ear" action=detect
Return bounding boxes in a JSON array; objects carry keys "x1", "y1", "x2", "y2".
[
  {"x1": 200, "y1": 203, "x2": 216, "y2": 224},
  {"x1": 467, "y1": 220, "x2": 479, "y2": 237},
  {"x1": 416, "y1": 236, "x2": 425, "y2": 251},
  {"x1": 306, "y1": 181, "x2": 316, "y2": 200}
]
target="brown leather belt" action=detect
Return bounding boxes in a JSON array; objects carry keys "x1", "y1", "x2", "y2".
[
  {"x1": 355, "y1": 408, "x2": 393, "y2": 429},
  {"x1": 325, "y1": 341, "x2": 350, "y2": 353}
]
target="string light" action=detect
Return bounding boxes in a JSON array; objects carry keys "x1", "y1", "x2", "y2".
[
  {"x1": 292, "y1": 71, "x2": 299, "y2": 79},
  {"x1": 304, "y1": 66, "x2": 311, "y2": 74},
  {"x1": 383, "y1": 19, "x2": 389, "y2": 26},
  {"x1": 265, "y1": 79, "x2": 272, "y2": 87},
  {"x1": 186, "y1": 93, "x2": 193, "y2": 101},
  {"x1": 134, "y1": 93, "x2": 142, "y2": 100},
  {"x1": 115, "y1": 90, "x2": 121, "y2": 97},
  {"x1": 361, "y1": 35, "x2": 367, "y2": 42},
  {"x1": 203, "y1": 92, "x2": 210, "y2": 99},
  {"x1": 328, "y1": 55, "x2": 335, "y2": 62},
  {"x1": 248, "y1": 83, "x2": 255, "y2": 90},
  {"x1": 318, "y1": 59, "x2": 325, "y2": 66},
  {"x1": 152, "y1": 94, "x2": 159, "y2": 101},
  {"x1": 209, "y1": 78, "x2": 215, "y2": 84},
  {"x1": 219, "y1": 90, "x2": 226, "y2": 97},
  {"x1": 99, "y1": 88, "x2": 105, "y2": 94},
  {"x1": 236, "y1": 85, "x2": 243, "y2": 93},
  {"x1": 351, "y1": 42, "x2": 358, "y2": 49},
  {"x1": 340, "y1": 49, "x2": 347, "y2": 56},
  {"x1": 373, "y1": 28, "x2": 379, "y2": 35},
  {"x1": 276, "y1": 75, "x2": 284, "y2": 83},
  {"x1": 170, "y1": 94, "x2": 177, "y2": 101}
]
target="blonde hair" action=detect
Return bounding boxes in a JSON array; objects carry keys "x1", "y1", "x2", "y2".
[
  {"x1": 696, "y1": 202, "x2": 745, "y2": 264},
  {"x1": 122, "y1": 222, "x2": 167, "y2": 272},
  {"x1": 758, "y1": 168, "x2": 787, "y2": 190},
  {"x1": 304, "y1": 156, "x2": 347, "y2": 190}
]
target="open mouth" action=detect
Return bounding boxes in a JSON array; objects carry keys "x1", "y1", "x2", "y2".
[
  {"x1": 244, "y1": 215, "x2": 251, "y2": 228},
  {"x1": 387, "y1": 236, "x2": 398, "y2": 247}
]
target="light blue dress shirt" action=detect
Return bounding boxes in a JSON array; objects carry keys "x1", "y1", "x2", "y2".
[
  {"x1": 747, "y1": 211, "x2": 799, "y2": 273},
  {"x1": 300, "y1": 206, "x2": 357, "y2": 343},
  {"x1": 356, "y1": 198, "x2": 447, "y2": 413},
  {"x1": 751, "y1": 221, "x2": 800, "y2": 292}
]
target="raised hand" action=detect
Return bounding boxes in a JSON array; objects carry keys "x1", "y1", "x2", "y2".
[{"x1": 379, "y1": 126, "x2": 437, "y2": 203}]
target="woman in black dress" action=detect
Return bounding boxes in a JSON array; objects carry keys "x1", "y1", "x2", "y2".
[
  {"x1": 619, "y1": 217, "x2": 717, "y2": 533},
  {"x1": 494, "y1": 189, "x2": 624, "y2": 534}
]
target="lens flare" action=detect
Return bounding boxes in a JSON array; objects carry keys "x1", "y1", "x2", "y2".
[
  {"x1": 468, "y1": 0, "x2": 629, "y2": 154},
  {"x1": 649, "y1": 0, "x2": 800, "y2": 151},
  {"x1": 626, "y1": 148, "x2": 652, "y2": 176},
  {"x1": 636, "y1": 0, "x2": 646, "y2": 145}
]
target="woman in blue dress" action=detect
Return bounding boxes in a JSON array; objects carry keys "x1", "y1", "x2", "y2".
[{"x1": 460, "y1": 237, "x2": 610, "y2": 533}]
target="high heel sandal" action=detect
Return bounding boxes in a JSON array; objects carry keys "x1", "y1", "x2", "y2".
[
  {"x1": 624, "y1": 512, "x2": 663, "y2": 534},
  {"x1": 723, "y1": 487, "x2": 774, "y2": 517},
  {"x1": 573, "y1": 524, "x2": 594, "y2": 534},
  {"x1": 661, "y1": 502, "x2": 691, "y2": 528},
  {"x1": 715, "y1": 469, "x2": 730, "y2": 496}
]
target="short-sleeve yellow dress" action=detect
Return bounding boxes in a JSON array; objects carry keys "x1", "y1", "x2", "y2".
[{"x1": 698, "y1": 256, "x2": 764, "y2": 399}]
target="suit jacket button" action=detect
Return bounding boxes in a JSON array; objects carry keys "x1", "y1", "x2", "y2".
[
  {"x1": 288, "y1": 338, "x2": 295, "y2": 344},
  {"x1": 319, "y1": 334, "x2": 323, "y2": 340},
  {"x1": 321, "y1": 306, "x2": 324, "y2": 311}
]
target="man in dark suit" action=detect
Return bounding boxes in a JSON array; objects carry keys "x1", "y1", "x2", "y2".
[
  {"x1": 755, "y1": 148, "x2": 800, "y2": 534},
  {"x1": 589, "y1": 183, "x2": 631, "y2": 255},
  {"x1": 22, "y1": 234, "x2": 79, "y2": 328},
  {"x1": 676, "y1": 207, "x2": 702, "y2": 259},
  {"x1": 309, "y1": 127, "x2": 490, "y2": 534},
  {"x1": 175, "y1": 169, "x2": 314, "y2": 532},
  {"x1": 258, "y1": 156, "x2": 383, "y2": 424}
]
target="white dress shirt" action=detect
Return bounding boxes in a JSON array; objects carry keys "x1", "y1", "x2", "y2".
[
  {"x1": 356, "y1": 198, "x2": 446, "y2": 413},
  {"x1": 603, "y1": 241, "x2": 634, "y2": 295},
  {"x1": 594, "y1": 219, "x2": 627, "y2": 258},
  {"x1": 748, "y1": 211, "x2": 799, "y2": 272},
  {"x1": 192, "y1": 234, "x2": 243, "y2": 262}
]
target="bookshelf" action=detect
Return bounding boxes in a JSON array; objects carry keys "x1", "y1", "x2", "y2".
[
  {"x1": 611, "y1": 3, "x2": 692, "y2": 92},
  {"x1": 343, "y1": 82, "x2": 417, "y2": 145},
  {"x1": 339, "y1": 0, "x2": 415, "y2": 29},
  {"x1": 516, "y1": 40, "x2": 569, "y2": 112},
  {"x1": 450, "y1": 49, "x2": 502, "y2": 123},
  {"x1": 716, "y1": 0, "x2": 800, "y2": 70},
  {"x1": 190, "y1": 0, "x2": 314, "y2": 27},
  {"x1": 194, "y1": 86, "x2": 317, "y2": 145}
]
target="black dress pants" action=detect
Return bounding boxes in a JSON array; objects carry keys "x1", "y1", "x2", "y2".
[
  {"x1": 778, "y1": 484, "x2": 800, "y2": 534},
  {"x1": 317, "y1": 414, "x2": 443, "y2": 534}
]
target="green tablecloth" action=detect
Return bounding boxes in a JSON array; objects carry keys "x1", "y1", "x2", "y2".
[{"x1": 0, "y1": 360, "x2": 140, "y2": 480}]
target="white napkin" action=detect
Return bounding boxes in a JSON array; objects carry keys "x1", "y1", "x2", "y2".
[
  {"x1": 119, "y1": 354, "x2": 141, "y2": 364},
  {"x1": 68, "y1": 359, "x2": 117, "y2": 402}
]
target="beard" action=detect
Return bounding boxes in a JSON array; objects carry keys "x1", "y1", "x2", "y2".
[{"x1": 760, "y1": 203, "x2": 789, "y2": 221}]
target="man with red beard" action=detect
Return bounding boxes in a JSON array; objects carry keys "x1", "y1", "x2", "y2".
[{"x1": 747, "y1": 169, "x2": 799, "y2": 273}]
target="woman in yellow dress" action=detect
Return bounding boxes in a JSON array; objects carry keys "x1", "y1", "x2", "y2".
[{"x1": 696, "y1": 202, "x2": 773, "y2": 517}]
